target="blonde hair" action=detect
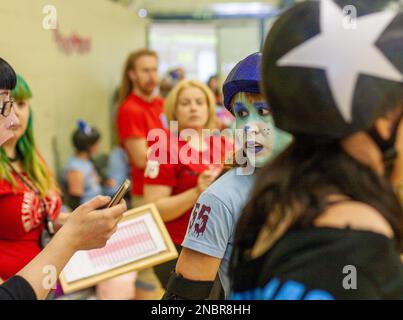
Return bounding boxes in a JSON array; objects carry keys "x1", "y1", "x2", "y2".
[
  {"x1": 164, "y1": 79, "x2": 217, "y2": 130},
  {"x1": 118, "y1": 49, "x2": 158, "y2": 106}
]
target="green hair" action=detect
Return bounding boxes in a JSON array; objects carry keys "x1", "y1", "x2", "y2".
[
  {"x1": 0, "y1": 74, "x2": 57, "y2": 197},
  {"x1": 11, "y1": 74, "x2": 32, "y2": 101}
]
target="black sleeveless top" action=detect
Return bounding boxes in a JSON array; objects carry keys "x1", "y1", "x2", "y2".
[{"x1": 229, "y1": 227, "x2": 403, "y2": 300}]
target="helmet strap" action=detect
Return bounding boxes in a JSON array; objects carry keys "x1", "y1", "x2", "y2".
[{"x1": 367, "y1": 113, "x2": 402, "y2": 179}]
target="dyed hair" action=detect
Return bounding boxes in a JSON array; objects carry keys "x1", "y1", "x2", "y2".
[
  {"x1": 0, "y1": 57, "x2": 16, "y2": 90},
  {"x1": 0, "y1": 74, "x2": 58, "y2": 197},
  {"x1": 118, "y1": 49, "x2": 158, "y2": 106},
  {"x1": 228, "y1": 92, "x2": 266, "y2": 114},
  {"x1": 164, "y1": 79, "x2": 217, "y2": 130}
]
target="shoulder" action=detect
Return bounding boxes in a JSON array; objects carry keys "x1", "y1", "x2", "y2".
[
  {"x1": 118, "y1": 97, "x2": 145, "y2": 117},
  {"x1": 65, "y1": 157, "x2": 88, "y2": 171},
  {"x1": 66, "y1": 156, "x2": 81, "y2": 165},
  {"x1": 0, "y1": 177, "x2": 16, "y2": 195},
  {"x1": 200, "y1": 169, "x2": 254, "y2": 209},
  {"x1": 110, "y1": 147, "x2": 128, "y2": 160},
  {"x1": 314, "y1": 201, "x2": 394, "y2": 238},
  {"x1": 153, "y1": 96, "x2": 164, "y2": 107},
  {"x1": 208, "y1": 169, "x2": 254, "y2": 195}
]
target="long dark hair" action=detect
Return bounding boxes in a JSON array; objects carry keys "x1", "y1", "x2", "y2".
[
  {"x1": 0, "y1": 57, "x2": 16, "y2": 90},
  {"x1": 234, "y1": 135, "x2": 403, "y2": 255}
]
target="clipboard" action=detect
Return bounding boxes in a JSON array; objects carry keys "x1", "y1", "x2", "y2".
[{"x1": 59, "y1": 203, "x2": 177, "y2": 294}]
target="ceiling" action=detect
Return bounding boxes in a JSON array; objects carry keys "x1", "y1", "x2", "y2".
[{"x1": 110, "y1": 0, "x2": 287, "y2": 16}]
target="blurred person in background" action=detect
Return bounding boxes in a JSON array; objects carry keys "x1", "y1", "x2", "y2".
[
  {"x1": 143, "y1": 79, "x2": 230, "y2": 290},
  {"x1": 104, "y1": 145, "x2": 131, "y2": 205},
  {"x1": 207, "y1": 74, "x2": 235, "y2": 133},
  {"x1": 159, "y1": 67, "x2": 186, "y2": 99},
  {"x1": 207, "y1": 75, "x2": 223, "y2": 107},
  {"x1": 116, "y1": 49, "x2": 165, "y2": 299},
  {"x1": 63, "y1": 120, "x2": 133, "y2": 300},
  {"x1": 63, "y1": 120, "x2": 104, "y2": 210}
]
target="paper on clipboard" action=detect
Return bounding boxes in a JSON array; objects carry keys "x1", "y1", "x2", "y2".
[{"x1": 62, "y1": 212, "x2": 167, "y2": 283}]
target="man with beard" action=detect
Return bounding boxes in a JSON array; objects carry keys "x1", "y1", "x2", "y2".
[{"x1": 116, "y1": 49, "x2": 165, "y2": 299}]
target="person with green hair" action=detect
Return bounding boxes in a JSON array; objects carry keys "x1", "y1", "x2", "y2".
[
  {"x1": 0, "y1": 57, "x2": 126, "y2": 301},
  {"x1": 0, "y1": 74, "x2": 68, "y2": 282}
]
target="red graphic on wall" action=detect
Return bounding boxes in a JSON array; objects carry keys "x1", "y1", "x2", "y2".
[{"x1": 53, "y1": 26, "x2": 92, "y2": 55}]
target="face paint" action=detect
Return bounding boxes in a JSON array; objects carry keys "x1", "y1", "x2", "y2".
[{"x1": 233, "y1": 92, "x2": 292, "y2": 168}]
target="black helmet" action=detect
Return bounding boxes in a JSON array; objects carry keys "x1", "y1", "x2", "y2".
[
  {"x1": 262, "y1": 0, "x2": 403, "y2": 139},
  {"x1": 0, "y1": 57, "x2": 16, "y2": 90},
  {"x1": 72, "y1": 120, "x2": 100, "y2": 152}
]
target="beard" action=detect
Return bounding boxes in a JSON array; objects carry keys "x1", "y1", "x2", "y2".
[{"x1": 136, "y1": 81, "x2": 157, "y2": 96}]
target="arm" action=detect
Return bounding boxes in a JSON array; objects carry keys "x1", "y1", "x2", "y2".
[
  {"x1": 162, "y1": 248, "x2": 222, "y2": 300},
  {"x1": 144, "y1": 169, "x2": 217, "y2": 222},
  {"x1": 66, "y1": 170, "x2": 85, "y2": 209},
  {"x1": 54, "y1": 212, "x2": 70, "y2": 229},
  {"x1": 66, "y1": 170, "x2": 84, "y2": 197},
  {"x1": 124, "y1": 137, "x2": 148, "y2": 170},
  {"x1": 176, "y1": 248, "x2": 221, "y2": 281},
  {"x1": 143, "y1": 184, "x2": 200, "y2": 222},
  {"x1": 16, "y1": 225, "x2": 78, "y2": 299},
  {"x1": 15, "y1": 196, "x2": 126, "y2": 300},
  {"x1": 164, "y1": 191, "x2": 233, "y2": 300}
]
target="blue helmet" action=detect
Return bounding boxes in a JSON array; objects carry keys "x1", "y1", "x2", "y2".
[{"x1": 223, "y1": 52, "x2": 262, "y2": 112}]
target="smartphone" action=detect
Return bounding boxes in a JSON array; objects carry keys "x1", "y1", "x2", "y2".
[{"x1": 107, "y1": 179, "x2": 131, "y2": 208}]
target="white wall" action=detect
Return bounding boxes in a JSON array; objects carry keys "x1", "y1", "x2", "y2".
[
  {"x1": 0, "y1": 0, "x2": 147, "y2": 173},
  {"x1": 217, "y1": 20, "x2": 261, "y2": 78}
]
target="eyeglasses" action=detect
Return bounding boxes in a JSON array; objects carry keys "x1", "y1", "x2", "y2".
[{"x1": 1, "y1": 97, "x2": 14, "y2": 117}]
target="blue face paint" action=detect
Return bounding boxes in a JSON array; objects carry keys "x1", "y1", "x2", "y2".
[
  {"x1": 254, "y1": 102, "x2": 269, "y2": 110},
  {"x1": 233, "y1": 92, "x2": 292, "y2": 168},
  {"x1": 234, "y1": 102, "x2": 250, "y2": 120}
]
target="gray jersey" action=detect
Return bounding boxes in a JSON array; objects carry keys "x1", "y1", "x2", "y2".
[{"x1": 182, "y1": 168, "x2": 255, "y2": 297}]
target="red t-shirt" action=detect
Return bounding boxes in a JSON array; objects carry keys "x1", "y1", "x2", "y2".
[
  {"x1": 144, "y1": 130, "x2": 230, "y2": 245},
  {"x1": 116, "y1": 93, "x2": 165, "y2": 196},
  {"x1": 0, "y1": 173, "x2": 62, "y2": 280}
]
